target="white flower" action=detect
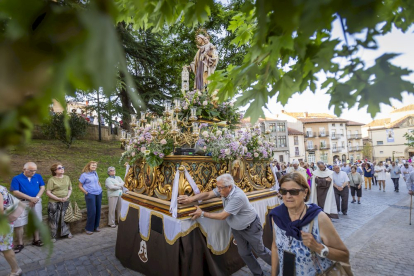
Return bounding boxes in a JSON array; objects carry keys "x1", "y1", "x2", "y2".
[
  {"x1": 225, "y1": 149, "x2": 231, "y2": 155},
  {"x1": 183, "y1": 105, "x2": 188, "y2": 110},
  {"x1": 202, "y1": 131, "x2": 209, "y2": 137},
  {"x1": 254, "y1": 152, "x2": 259, "y2": 158},
  {"x1": 212, "y1": 96, "x2": 219, "y2": 101},
  {"x1": 144, "y1": 150, "x2": 150, "y2": 156},
  {"x1": 203, "y1": 100, "x2": 208, "y2": 106},
  {"x1": 258, "y1": 140, "x2": 263, "y2": 146},
  {"x1": 230, "y1": 102, "x2": 234, "y2": 107},
  {"x1": 198, "y1": 91, "x2": 202, "y2": 96},
  {"x1": 141, "y1": 147, "x2": 146, "y2": 153},
  {"x1": 216, "y1": 130, "x2": 222, "y2": 136},
  {"x1": 160, "y1": 139, "x2": 167, "y2": 145},
  {"x1": 131, "y1": 151, "x2": 136, "y2": 157}
]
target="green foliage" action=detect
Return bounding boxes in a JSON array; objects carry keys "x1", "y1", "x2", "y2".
[
  {"x1": 404, "y1": 132, "x2": 414, "y2": 147},
  {"x1": 362, "y1": 142, "x2": 373, "y2": 159},
  {"x1": 43, "y1": 112, "x2": 89, "y2": 148}
]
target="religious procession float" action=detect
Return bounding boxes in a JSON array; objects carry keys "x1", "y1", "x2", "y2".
[{"x1": 115, "y1": 30, "x2": 281, "y2": 276}]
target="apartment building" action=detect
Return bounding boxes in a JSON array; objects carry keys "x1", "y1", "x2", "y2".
[
  {"x1": 346, "y1": 121, "x2": 364, "y2": 163},
  {"x1": 288, "y1": 128, "x2": 305, "y2": 162},
  {"x1": 363, "y1": 104, "x2": 414, "y2": 161},
  {"x1": 241, "y1": 117, "x2": 290, "y2": 162}
]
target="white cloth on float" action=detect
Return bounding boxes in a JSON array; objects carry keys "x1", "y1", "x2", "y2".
[
  {"x1": 120, "y1": 195, "x2": 281, "y2": 254},
  {"x1": 308, "y1": 168, "x2": 337, "y2": 216}
]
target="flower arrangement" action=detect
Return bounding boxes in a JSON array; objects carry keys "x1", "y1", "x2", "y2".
[
  {"x1": 120, "y1": 123, "x2": 175, "y2": 168},
  {"x1": 180, "y1": 89, "x2": 241, "y2": 127},
  {"x1": 197, "y1": 124, "x2": 275, "y2": 162}
]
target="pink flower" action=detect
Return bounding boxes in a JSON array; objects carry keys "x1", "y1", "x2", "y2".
[
  {"x1": 203, "y1": 100, "x2": 208, "y2": 106},
  {"x1": 160, "y1": 139, "x2": 167, "y2": 145},
  {"x1": 141, "y1": 147, "x2": 146, "y2": 153},
  {"x1": 131, "y1": 151, "x2": 136, "y2": 157},
  {"x1": 254, "y1": 152, "x2": 259, "y2": 158}
]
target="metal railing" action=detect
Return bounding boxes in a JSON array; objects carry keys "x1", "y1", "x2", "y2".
[
  {"x1": 347, "y1": 134, "x2": 362, "y2": 140},
  {"x1": 305, "y1": 132, "x2": 316, "y2": 138},
  {"x1": 332, "y1": 147, "x2": 343, "y2": 152},
  {"x1": 320, "y1": 144, "x2": 330, "y2": 150},
  {"x1": 331, "y1": 134, "x2": 343, "y2": 140},
  {"x1": 306, "y1": 145, "x2": 318, "y2": 151},
  {"x1": 319, "y1": 132, "x2": 329, "y2": 137}
]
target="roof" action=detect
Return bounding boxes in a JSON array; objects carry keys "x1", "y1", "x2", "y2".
[
  {"x1": 363, "y1": 118, "x2": 391, "y2": 128},
  {"x1": 282, "y1": 111, "x2": 337, "y2": 119},
  {"x1": 390, "y1": 104, "x2": 414, "y2": 114},
  {"x1": 288, "y1": 127, "x2": 303, "y2": 135},
  {"x1": 388, "y1": 115, "x2": 414, "y2": 128},
  {"x1": 346, "y1": 120, "x2": 364, "y2": 126},
  {"x1": 241, "y1": 117, "x2": 281, "y2": 123},
  {"x1": 297, "y1": 118, "x2": 349, "y2": 124}
]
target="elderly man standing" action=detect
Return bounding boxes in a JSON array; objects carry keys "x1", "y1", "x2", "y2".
[
  {"x1": 332, "y1": 165, "x2": 350, "y2": 215},
  {"x1": 401, "y1": 163, "x2": 414, "y2": 182},
  {"x1": 10, "y1": 162, "x2": 45, "y2": 253},
  {"x1": 177, "y1": 174, "x2": 271, "y2": 276},
  {"x1": 341, "y1": 163, "x2": 351, "y2": 174},
  {"x1": 389, "y1": 162, "x2": 401, "y2": 192},
  {"x1": 105, "y1": 166, "x2": 124, "y2": 228},
  {"x1": 286, "y1": 160, "x2": 307, "y2": 181}
]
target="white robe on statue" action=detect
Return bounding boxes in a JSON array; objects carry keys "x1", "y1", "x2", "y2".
[{"x1": 308, "y1": 168, "x2": 338, "y2": 217}]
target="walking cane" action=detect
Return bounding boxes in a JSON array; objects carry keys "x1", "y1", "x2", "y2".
[{"x1": 410, "y1": 194, "x2": 413, "y2": 226}]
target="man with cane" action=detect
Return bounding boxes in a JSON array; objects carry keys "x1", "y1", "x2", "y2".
[{"x1": 406, "y1": 170, "x2": 414, "y2": 225}]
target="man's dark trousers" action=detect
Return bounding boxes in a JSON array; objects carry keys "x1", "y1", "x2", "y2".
[{"x1": 334, "y1": 186, "x2": 349, "y2": 214}]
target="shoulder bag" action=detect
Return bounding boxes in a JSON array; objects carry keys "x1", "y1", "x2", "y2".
[
  {"x1": 4, "y1": 193, "x2": 27, "y2": 222},
  {"x1": 308, "y1": 219, "x2": 354, "y2": 276},
  {"x1": 64, "y1": 192, "x2": 83, "y2": 223}
]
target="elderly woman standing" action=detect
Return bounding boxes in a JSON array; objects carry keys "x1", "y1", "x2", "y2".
[
  {"x1": 105, "y1": 167, "x2": 124, "y2": 228},
  {"x1": 270, "y1": 173, "x2": 349, "y2": 276},
  {"x1": 0, "y1": 185, "x2": 22, "y2": 276},
  {"x1": 348, "y1": 166, "x2": 363, "y2": 204},
  {"x1": 46, "y1": 163, "x2": 73, "y2": 242},
  {"x1": 375, "y1": 161, "x2": 387, "y2": 192},
  {"x1": 79, "y1": 161, "x2": 102, "y2": 235}
]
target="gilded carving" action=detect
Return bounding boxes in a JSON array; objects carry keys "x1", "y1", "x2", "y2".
[{"x1": 124, "y1": 157, "x2": 275, "y2": 200}]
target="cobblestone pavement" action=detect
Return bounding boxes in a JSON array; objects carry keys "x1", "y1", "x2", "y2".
[{"x1": 1, "y1": 174, "x2": 413, "y2": 276}]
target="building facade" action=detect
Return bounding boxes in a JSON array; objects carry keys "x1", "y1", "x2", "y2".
[
  {"x1": 346, "y1": 121, "x2": 364, "y2": 163},
  {"x1": 288, "y1": 128, "x2": 305, "y2": 162}
]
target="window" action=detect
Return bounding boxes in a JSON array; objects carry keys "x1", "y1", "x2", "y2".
[
  {"x1": 307, "y1": 140, "x2": 314, "y2": 149},
  {"x1": 356, "y1": 155, "x2": 360, "y2": 160},
  {"x1": 269, "y1": 123, "x2": 276, "y2": 132},
  {"x1": 279, "y1": 155, "x2": 284, "y2": 162},
  {"x1": 340, "y1": 123, "x2": 343, "y2": 126},
  {"x1": 380, "y1": 151, "x2": 384, "y2": 154},
  {"x1": 294, "y1": 136, "x2": 299, "y2": 145},
  {"x1": 295, "y1": 147, "x2": 300, "y2": 156},
  {"x1": 319, "y1": 127, "x2": 326, "y2": 136},
  {"x1": 332, "y1": 124, "x2": 335, "y2": 126},
  {"x1": 278, "y1": 136, "x2": 287, "y2": 147},
  {"x1": 377, "y1": 141, "x2": 384, "y2": 145},
  {"x1": 320, "y1": 152, "x2": 328, "y2": 163},
  {"x1": 331, "y1": 130, "x2": 336, "y2": 138},
  {"x1": 333, "y1": 143, "x2": 337, "y2": 149},
  {"x1": 277, "y1": 123, "x2": 286, "y2": 132},
  {"x1": 308, "y1": 154, "x2": 315, "y2": 163},
  {"x1": 321, "y1": 140, "x2": 326, "y2": 148},
  {"x1": 341, "y1": 141, "x2": 345, "y2": 148}
]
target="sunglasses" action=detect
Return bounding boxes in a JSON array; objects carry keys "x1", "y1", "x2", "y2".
[
  {"x1": 279, "y1": 188, "x2": 304, "y2": 196},
  {"x1": 57, "y1": 167, "x2": 65, "y2": 170}
]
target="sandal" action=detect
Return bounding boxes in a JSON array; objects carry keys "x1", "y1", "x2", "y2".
[
  {"x1": 32, "y1": 240, "x2": 44, "y2": 247},
  {"x1": 13, "y1": 245, "x2": 24, "y2": 254},
  {"x1": 9, "y1": 268, "x2": 22, "y2": 276}
]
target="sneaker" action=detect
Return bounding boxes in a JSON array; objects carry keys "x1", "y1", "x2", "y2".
[
  {"x1": 109, "y1": 225, "x2": 117, "y2": 228},
  {"x1": 351, "y1": 200, "x2": 356, "y2": 203},
  {"x1": 95, "y1": 228, "x2": 101, "y2": 232},
  {"x1": 85, "y1": 230, "x2": 93, "y2": 235},
  {"x1": 358, "y1": 201, "x2": 361, "y2": 204},
  {"x1": 342, "y1": 212, "x2": 347, "y2": 215},
  {"x1": 68, "y1": 234, "x2": 73, "y2": 239},
  {"x1": 9, "y1": 268, "x2": 22, "y2": 276},
  {"x1": 397, "y1": 190, "x2": 399, "y2": 192},
  {"x1": 383, "y1": 190, "x2": 385, "y2": 192}
]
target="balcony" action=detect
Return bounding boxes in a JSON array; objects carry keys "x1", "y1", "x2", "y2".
[
  {"x1": 332, "y1": 147, "x2": 344, "y2": 153},
  {"x1": 306, "y1": 145, "x2": 318, "y2": 151},
  {"x1": 347, "y1": 134, "x2": 362, "y2": 140},
  {"x1": 320, "y1": 144, "x2": 330, "y2": 150},
  {"x1": 305, "y1": 132, "x2": 317, "y2": 138},
  {"x1": 294, "y1": 152, "x2": 301, "y2": 157},
  {"x1": 331, "y1": 134, "x2": 344, "y2": 140},
  {"x1": 349, "y1": 146, "x2": 361, "y2": 152},
  {"x1": 319, "y1": 132, "x2": 329, "y2": 137},
  {"x1": 278, "y1": 144, "x2": 288, "y2": 148}
]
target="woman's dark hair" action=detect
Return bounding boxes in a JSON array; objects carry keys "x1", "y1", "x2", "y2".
[
  {"x1": 351, "y1": 165, "x2": 357, "y2": 171},
  {"x1": 50, "y1": 163, "x2": 63, "y2": 176},
  {"x1": 279, "y1": 172, "x2": 310, "y2": 201}
]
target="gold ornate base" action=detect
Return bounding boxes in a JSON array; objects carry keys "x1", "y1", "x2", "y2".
[
  {"x1": 124, "y1": 156, "x2": 275, "y2": 201},
  {"x1": 122, "y1": 189, "x2": 278, "y2": 218}
]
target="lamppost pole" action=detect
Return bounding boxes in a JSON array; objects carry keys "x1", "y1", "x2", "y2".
[{"x1": 97, "y1": 90, "x2": 102, "y2": 142}]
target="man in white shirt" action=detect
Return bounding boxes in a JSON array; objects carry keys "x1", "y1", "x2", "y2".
[
  {"x1": 286, "y1": 160, "x2": 307, "y2": 180},
  {"x1": 401, "y1": 163, "x2": 414, "y2": 182},
  {"x1": 332, "y1": 165, "x2": 350, "y2": 215}
]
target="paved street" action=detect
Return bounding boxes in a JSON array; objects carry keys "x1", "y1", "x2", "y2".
[{"x1": 1, "y1": 174, "x2": 413, "y2": 276}]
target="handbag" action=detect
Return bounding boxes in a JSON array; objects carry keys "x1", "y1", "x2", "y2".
[
  {"x1": 4, "y1": 194, "x2": 27, "y2": 222},
  {"x1": 64, "y1": 196, "x2": 83, "y2": 223},
  {"x1": 308, "y1": 220, "x2": 354, "y2": 276}
]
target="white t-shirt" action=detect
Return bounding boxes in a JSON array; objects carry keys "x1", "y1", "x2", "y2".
[{"x1": 375, "y1": 165, "x2": 387, "y2": 180}]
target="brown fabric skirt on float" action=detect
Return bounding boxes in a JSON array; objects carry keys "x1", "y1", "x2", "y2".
[
  {"x1": 316, "y1": 178, "x2": 339, "y2": 219},
  {"x1": 115, "y1": 208, "x2": 273, "y2": 276}
]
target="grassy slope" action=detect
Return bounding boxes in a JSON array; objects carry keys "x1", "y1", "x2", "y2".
[{"x1": 1, "y1": 139, "x2": 126, "y2": 215}]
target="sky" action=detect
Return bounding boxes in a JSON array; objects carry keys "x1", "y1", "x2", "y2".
[{"x1": 264, "y1": 22, "x2": 414, "y2": 124}]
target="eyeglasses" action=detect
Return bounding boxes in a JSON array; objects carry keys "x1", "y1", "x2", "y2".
[
  {"x1": 216, "y1": 185, "x2": 230, "y2": 191},
  {"x1": 279, "y1": 188, "x2": 304, "y2": 196},
  {"x1": 26, "y1": 169, "x2": 37, "y2": 173},
  {"x1": 57, "y1": 167, "x2": 65, "y2": 170}
]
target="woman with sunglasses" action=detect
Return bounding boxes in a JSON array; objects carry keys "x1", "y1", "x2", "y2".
[
  {"x1": 46, "y1": 163, "x2": 73, "y2": 242},
  {"x1": 269, "y1": 173, "x2": 349, "y2": 276}
]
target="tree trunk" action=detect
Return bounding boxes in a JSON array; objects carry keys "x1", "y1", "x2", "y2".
[{"x1": 119, "y1": 71, "x2": 135, "y2": 132}]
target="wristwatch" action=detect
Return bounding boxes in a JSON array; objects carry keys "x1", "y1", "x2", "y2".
[
  {"x1": 318, "y1": 243, "x2": 329, "y2": 258},
  {"x1": 200, "y1": 211, "x2": 205, "y2": 218}
]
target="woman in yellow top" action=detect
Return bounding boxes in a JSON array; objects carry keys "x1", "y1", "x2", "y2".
[{"x1": 46, "y1": 163, "x2": 73, "y2": 242}]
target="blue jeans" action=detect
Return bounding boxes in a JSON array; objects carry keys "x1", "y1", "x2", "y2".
[{"x1": 85, "y1": 193, "x2": 102, "y2": 232}]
